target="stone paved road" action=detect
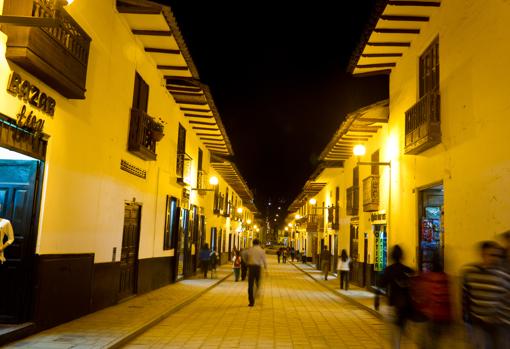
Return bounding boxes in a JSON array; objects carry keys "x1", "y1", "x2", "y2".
[{"x1": 122, "y1": 256, "x2": 400, "y2": 349}]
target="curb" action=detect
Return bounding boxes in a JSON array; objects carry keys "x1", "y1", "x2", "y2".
[
  {"x1": 105, "y1": 271, "x2": 233, "y2": 349},
  {"x1": 291, "y1": 262, "x2": 383, "y2": 320}
]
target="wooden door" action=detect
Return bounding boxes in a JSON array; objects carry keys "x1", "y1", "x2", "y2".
[
  {"x1": 0, "y1": 160, "x2": 41, "y2": 323},
  {"x1": 118, "y1": 203, "x2": 141, "y2": 301}
]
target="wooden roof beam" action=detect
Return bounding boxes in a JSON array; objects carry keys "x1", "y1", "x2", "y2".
[
  {"x1": 145, "y1": 47, "x2": 180, "y2": 54},
  {"x1": 157, "y1": 65, "x2": 189, "y2": 71},
  {"x1": 380, "y1": 15, "x2": 429, "y2": 22},
  {"x1": 132, "y1": 29, "x2": 171, "y2": 36},
  {"x1": 362, "y1": 53, "x2": 403, "y2": 57},
  {"x1": 367, "y1": 42, "x2": 411, "y2": 47},
  {"x1": 189, "y1": 120, "x2": 216, "y2": 125},
  {"x1": 181, "y1": 107, "x2": 211, "y2": 113},
  {"x1": 374, "y1": 28, "x2": 420, "y2": 34},
  {"x1": 356, "y1": 63, "x2": 396, "y2": 68},
  {"x1": 388, "y1": 1, "x2": 440, "y2": 7}
]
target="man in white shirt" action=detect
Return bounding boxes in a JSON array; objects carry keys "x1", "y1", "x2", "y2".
[{"x1": 245, "y1": 238, "x2": 267, "y2": 306}]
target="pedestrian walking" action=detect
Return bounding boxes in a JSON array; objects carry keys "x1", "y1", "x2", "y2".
[
  {"x1": 246, "y1": 238, "x2": 267, "y2": 306},
  {"x1": 412, "y1": 253, "x2": 453, "y2": 349},
  {"x1": 462, "y1": 241, "x2": 510, "y2": 349},
  {"x1": 276, "y1": 247, "x2": 282, "y2": 264},
  {"x1": 232, "y1": 250, "x2": 242, "y2": 281},
  {"x1": 198, "y1": 244, "x2": 211, "y2": 279},
  {"x1": 282, "y1": 248, "x2": 287, "y2": 263},
  {"x1": 337, "y1": 249, "x2": 350, "y2": 290},
  {"x1": 290, "y1": 247, "x2": 295, "y2": 262},
  {"x1": 301, "y1": 249, "x2": 307, "y2": 263},
  {"x1": 321, "y1": 247, "x2": 331, "y2": 280},
  {"x1": 209, "y1": 249, "x2": 218, "y2": 278},
  {"x1": 240, "y1": 248, "x2": 248, "y2": 281},
  {"x1": 379, "y1": 245, "x2": 415, "y2": 349}
]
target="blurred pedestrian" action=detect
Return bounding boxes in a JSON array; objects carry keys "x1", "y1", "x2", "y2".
[
  {"x1": 282, "y1": 248, "x2": 287, "y2": 263},
  {"x1": 462, "y1": 241, "x2": 510, "y2": 349},
  {"x1": 246, "y1": 238, "x2": 267, "y2": 306},
  {"x1": 337, "y1": 249, "x2": 350, "y2": 290},
  {"x1": 209, "y1": 249, "x2": 218, "y2": 278},
  {"x1": 321, "y1": 247, "x2": 331, "y2": 280},
  {"x1": 232, "y1": 250, "x2": 242, "y2": 282},
  {"x1": 240, "y1": 248, "x2": 248, "y2": 281},
  {"x1": 198, "y1": 243, "x2": 211, "y2": 279},
  {"x1": 301, "y1": 249, "x2": 307, "y2": 263},
  {"x1": 276, "y1": 247, "x2": 282, "y2": 264},
  {"x1": 412, "y1": 252, "x2": 453, "y2": 349},
  {"x1": 290, "y1": 247, "x2": 295, "y2": 262},
  {"x1": 379, "y1": 245, "x2": 414, "y2": 349},
  {"x1": 501, "y1": 230, "x2": 510, "y2": 271}
]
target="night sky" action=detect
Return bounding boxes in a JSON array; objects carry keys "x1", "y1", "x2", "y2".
[{"x1": 164, "y1": 1, "x2": 388, "y2": 216}]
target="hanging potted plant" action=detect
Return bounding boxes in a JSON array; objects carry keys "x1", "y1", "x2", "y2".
[{"x1": 151, "y1": 117, "x2": 166, "y2": 142}]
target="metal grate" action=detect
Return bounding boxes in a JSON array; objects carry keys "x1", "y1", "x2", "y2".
[{"x1": 120, "y1": 159, "x2": 146, "y2": 179}]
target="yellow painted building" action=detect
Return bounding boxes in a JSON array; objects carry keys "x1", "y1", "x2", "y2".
[
  {"x1": 288, "y1": 0, "x2": 510, "y2": 290},
  {"x1": 0, "y1": 0, "x2": 256, "y2": 330}
]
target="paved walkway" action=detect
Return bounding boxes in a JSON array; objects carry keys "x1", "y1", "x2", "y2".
[
  {"x1": 121, "y1": 256, "x2": 394, "y2": 349},
  {"x1": 5, "y1": 266, "x2": 232, "y2": 349}
]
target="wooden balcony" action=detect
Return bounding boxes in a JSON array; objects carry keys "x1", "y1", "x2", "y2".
[
  {"x1": 2, "y1": 0, "x2": 91, "y2": 99},
  {"x1": 362, "y1": 175, "x2": 379, "y2": 212},
  {"x1": 176, "y1": 152, "x2": 192, "y2": 185},
  {"x1": 346, "y1": 186, "x2": 359, "y2": 216},
  {"x1": 306, "y1": 214, "x2": 323, "y2": 233},
  {"x1": 128, "y1": 108, "x2": 157, "y2": 161},
  {"x1": 405, "y1": 89, "x2": 441, "y2": 154}
]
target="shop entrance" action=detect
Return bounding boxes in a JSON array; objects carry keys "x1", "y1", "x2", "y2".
[
  {"x1": 118, "y1": 202, "x2": 141, "y2": 301},
  {"x1": 418, "y1": 185, "x2": 444, "y2": 271},
  {"x1": 0, "y1": 153, "x2": 44, "y2": 323}
]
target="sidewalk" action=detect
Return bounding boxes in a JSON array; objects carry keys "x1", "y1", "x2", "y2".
[
  {"x1": 293, "y1": 261, "x2": 471, "y2": 349},
  {"x1": 5, "y1": 265, "x2": 233, "y2": 349}
]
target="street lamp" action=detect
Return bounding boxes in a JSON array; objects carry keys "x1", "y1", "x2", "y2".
[
  {"x1": 191, "y1": 175, "x2": 219, "y2": 192},
  {"x1": 237, "y1": 207, "x2": 243, "y2": 214},
  {"x1": 309, "y1": 198, "x2": 317, "y2": 205},
  {"x1": 353, "y1": 144, "x2": 390, "y2": 167}
]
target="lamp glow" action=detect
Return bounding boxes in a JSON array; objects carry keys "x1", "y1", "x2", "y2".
[
  {"x1": 288, "y1": 223, "x2": 292, "y2": 227},
  {"x1": 66, "y1": 0, "x2": 74, "y2": 4},
  {"x1": 209, "y1": 176, "x2": 219, "y2": 186},
  {"x1": 247, "y1": 219, "x2": 252, "y2": 225},
  {"x1": 284, "y1": 227, "x2": 288, "y2": 231},
  {"x1": 237, "y1": 207, "x2": 243, "y2": 214},
  {"x1": 309, "y1": 198, "x2": 317, "y2": 205},
  {"x1": 295, "y1": 214, "x2": 301, "y2": 219},
  {"x1": 353, "y1": 144, "x2": 366, "y2": 157},
  {"x1": 253, "y1": 225, "x2": 257, "y2": 229}
]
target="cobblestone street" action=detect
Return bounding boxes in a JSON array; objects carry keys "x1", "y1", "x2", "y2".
[{"x1": 123, "y1": 256, "x2": 398, "y2": 349}]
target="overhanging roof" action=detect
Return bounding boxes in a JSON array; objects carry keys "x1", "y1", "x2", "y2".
[
  {"x1": 116, "y1": 0, "x2": 233, "y2": 156},
  {"x1": 287, "y1": 181, "x2": 327, "y2": 213},
  {"x1": 319, "y1": 100, "x2": 389, "y2": 161},
  {"x1": 210, "y1": 155, "x2": 257, "y2": 213},
  {"x1": 348, "y1": 0, "x2": 441, "y2": 76}
]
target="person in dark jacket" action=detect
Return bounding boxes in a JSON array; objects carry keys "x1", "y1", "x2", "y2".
[
  {"x1": 198, "y1": 244, "x2": 211, "y2": 279},
  {"x1": 379, "y1": 245, "x2": 414, "y2": 349},
  {"x1": 240, "y1": 248, "x2": 248, "y2": 281}
]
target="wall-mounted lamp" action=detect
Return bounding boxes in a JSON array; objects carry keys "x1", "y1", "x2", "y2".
[
  {"x1": 353, "y1": 144, "x2": 390, "y2": 167},
  {"x1": 191, "y1": 176, "x2": 219, "y2": 192},
  {"x1": 295, "y1": 214, "x2": 301, "y2": 220},
  {"x1": 237, "y1": 207, "x2": 243, "y2": 214},
  {"x1": 247, "y1": 219, "x2": 252, "y2": 225},
  {"x1": 309, "y1": 198, "x2": 317, "y2": 205}
]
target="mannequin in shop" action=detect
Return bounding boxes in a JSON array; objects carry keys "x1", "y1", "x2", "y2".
[{"x1": 0, "y1": 218, "x2": 14, "y2": 264}]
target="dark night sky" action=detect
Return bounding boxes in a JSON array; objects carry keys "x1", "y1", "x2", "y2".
[{"x1": 164, "y1": 1, "x2": 388, "y2": 214}]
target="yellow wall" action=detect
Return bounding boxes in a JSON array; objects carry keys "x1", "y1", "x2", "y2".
[
  {"x1": 0, "y1": 0, "x2": 252, "y2": 263},
  {"x1": 387, "y1": 0, "x2": 510, "y2": 273}
]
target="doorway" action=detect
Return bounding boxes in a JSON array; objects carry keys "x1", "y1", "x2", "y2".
[
  {"x1": 118, "y1": 202, "x2": 141, "y2": 301},
  {"x1": 0, "y1": 155, "x2": 43, "y2": 323},
  {"x1": 418, "y1": 185, "x2": 444, "y2": 271}
]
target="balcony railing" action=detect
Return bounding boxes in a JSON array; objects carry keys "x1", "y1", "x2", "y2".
[
  {"x1": 346, "y1": 186, "x2": 359, "y2": 216},
  {"x1": 306, "y1": 214, "x2": 323, "y2": 233},
  {"x1": 176, "y1": 152, "x2": 192, "y2": 185},
  {"x1": 405, "y1": 89, "x2": 441, "y2": 154},
  {"x1": 2, "y1": 0, "x2": 91, "y2": 98},
  {"x1": 362, "y1": 175, "x2": 379, "y2": 212},
  {"x1": 128, "y1": 108, "x2": 157, "y2": 161}
]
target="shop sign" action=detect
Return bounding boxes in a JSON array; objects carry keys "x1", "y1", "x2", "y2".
[
  {"x1": 370, "y1": 212, "x2": 386, "y2": 223},
  {"x1": 7, "y1": 71, "x2": 56, "y2": 116}
]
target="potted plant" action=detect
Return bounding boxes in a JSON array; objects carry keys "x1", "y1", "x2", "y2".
[{"x1": 151, "y1": 117, "x2": 166, "y2": 142}]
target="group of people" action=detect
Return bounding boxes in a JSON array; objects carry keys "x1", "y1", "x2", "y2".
[
  {"x1": 379, "y1": 232, "x2": 510, "y2": 349},
  {"x1": 198, "y1": 239, "x2": 268, "y2": 307},
  {"x1": 276, "y1": 246, "x2": 300, "y2": 263}
]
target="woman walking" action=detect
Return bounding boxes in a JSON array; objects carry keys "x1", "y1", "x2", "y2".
[
  {"x1": 232, "y1": 250, "x2": 242, "y2": 281},
  {"x1": 337, "y1": 249, "x2": 350, "y2": 290},
  {"x1": 198, "y1": 244, "x2": 211, "y2": 279}
]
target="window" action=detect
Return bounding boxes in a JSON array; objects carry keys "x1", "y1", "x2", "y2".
[
  {"x1": 197, "y1": 148, "x2": 203, "y2": 188},
  {"x1": 176, "y1": 124, "x2": 186, "y2": 179},
  {"x1": 133, "y1": 72, "x2": 149, "y2": 112},
  {"x1": 419, "y1": 38, "x2": 439, "y2": 97},
  {"x1": 164, "y1": 196, "x2": 178, "y2": 250}
]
